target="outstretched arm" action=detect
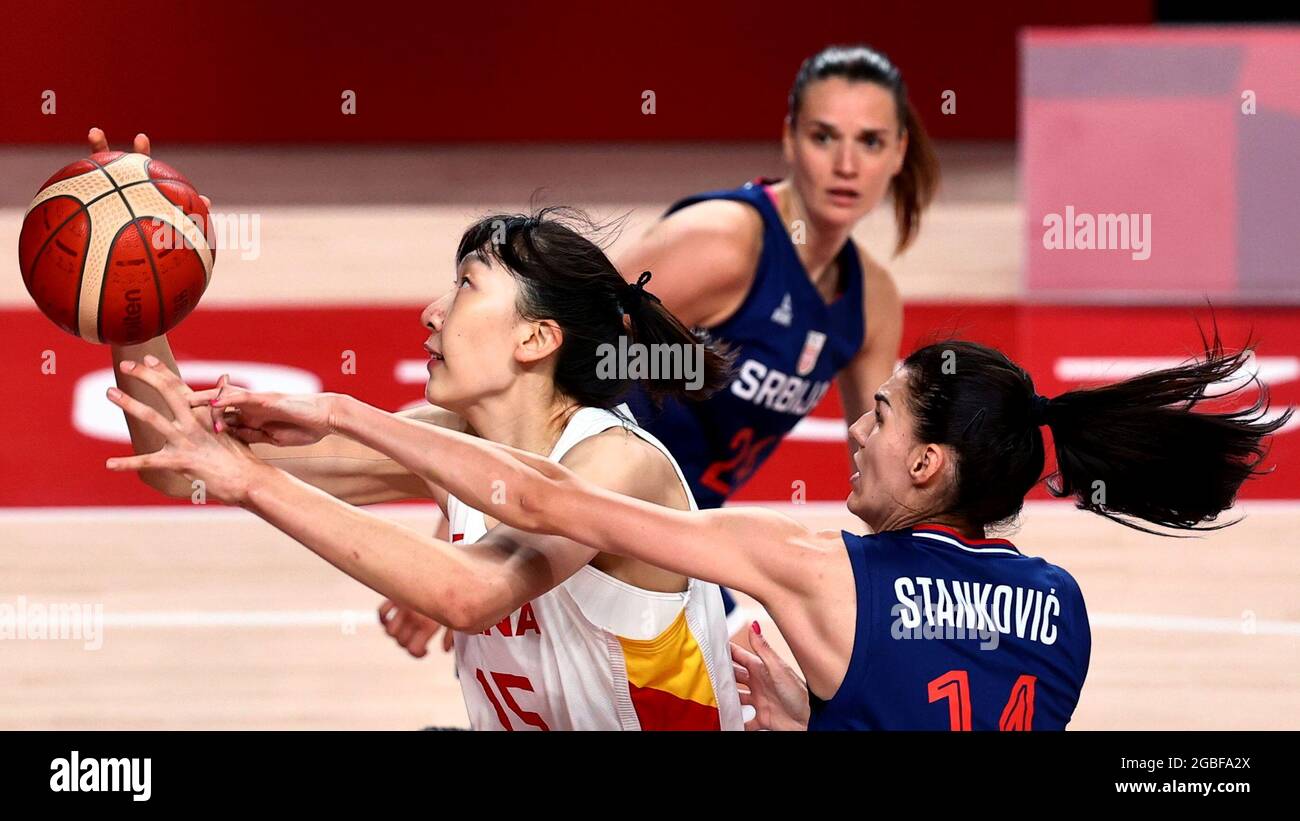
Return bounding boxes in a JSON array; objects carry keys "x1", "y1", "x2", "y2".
[
  {"x1": 104, "y1": 359, "x2": 645, "y2": 633},
  {"x1": 204, "y1": 378, "x2": 862, "y2": 696},
  {"x1": 237, "y1": 465, "x2": 594, "y2": 631},
  {"x1": 325, "y1": 395, "x2": 832, "y2": 608}
]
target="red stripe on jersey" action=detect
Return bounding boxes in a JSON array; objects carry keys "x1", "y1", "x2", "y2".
[
  {"x1": 914, "y1": 524, "x2": 1017, "y2": 548},
  {"x1": 627, "y1": 683, "x2": 722, "y2": 731}
]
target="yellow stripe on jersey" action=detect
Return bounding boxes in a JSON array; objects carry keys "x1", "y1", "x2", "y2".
[{"x1": 618, "y1": 609, "x2": 718, "y2": 709}]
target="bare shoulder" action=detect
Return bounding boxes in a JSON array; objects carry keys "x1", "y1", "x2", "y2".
[
  {"x1": 617, "y1": 198, "x2": 766, "y2": 327},
  {"x1": 556, "y1": 426, "x2": 686, "y2": 509},
  {"x1": 662, "y1": 198, "x2": 763, "y2": 241},
  {"x1": 642, "y1": 200, "x2": 763, "y2": 275}
]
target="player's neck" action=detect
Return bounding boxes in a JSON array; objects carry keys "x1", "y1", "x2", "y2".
[
  {"x1": 876, "y1": 510, "x2": 985, "y2": 541},
  {"x1": 460, "y1": 378, "x2": 580, "y2": 456},
  {"x1": 770, "y1": 179, "x2": 854, "y2": 285}
]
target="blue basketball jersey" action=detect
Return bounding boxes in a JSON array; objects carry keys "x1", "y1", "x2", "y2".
[
  {"x1": 625, "y1": 179, "x2": 865, "y2": 509},
  {"x1": 808, "y1": 526, "x2": 1091, "y2": 731}
]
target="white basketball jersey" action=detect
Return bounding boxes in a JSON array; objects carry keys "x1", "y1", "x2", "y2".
[{"x1": 446, "y1": 404, "x2": 742, "y2": 731}]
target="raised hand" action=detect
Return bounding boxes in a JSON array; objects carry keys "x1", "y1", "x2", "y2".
[
  {"x1": 105, "y1": 357, "x2": 268, "y2": 504},
  {"x1": 731, "y1": 622, "x2": 810, "y2": 731},
  {"x1": 86, "y1": 127, "x2": 212, "y2": 211},
  {"x1": 204, "y1": 386, "x2": 340, "y2": 447}
]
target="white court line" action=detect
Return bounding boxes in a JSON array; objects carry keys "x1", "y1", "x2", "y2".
[
  {"x1": 99, "y1": 610, "x2": 374, "y2": 629},
  {"x1": 75, "y1": 608, "x2": 1300, "y2": 637},
  {"x1": 8, "y1": 502, "x2": 1300, "y2": 637},
  {"x1": 1089, "y1": 613, "x2": 1300, "y2": 637}
]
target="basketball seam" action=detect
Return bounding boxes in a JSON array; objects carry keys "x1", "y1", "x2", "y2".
[
  {"x1": 25, "y1": 178, "x2": 187, "y2": 305},
  {"x1": 87, "y1": 156, "x2": 168, "y2": 342},
  {"x1": 97, "y1": 220, "x2": 154, "y2": 344},
  {"x1": 141, "y1": 159, "x2": 210, "y2": 285},
  {"x1": 23, "y1": 194, "x2": 84, "y2": 287},
  {"x1": 143, "y1": 176, "x2": 210, "y2": 282}
]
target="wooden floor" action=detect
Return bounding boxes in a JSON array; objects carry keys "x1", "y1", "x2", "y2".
[
  {"x1": 2, "y1": 502, "x2": 1297, "y2": 730},
  {"x1": 2, "y1": 144, "x2": 1296, "y2": 729}
]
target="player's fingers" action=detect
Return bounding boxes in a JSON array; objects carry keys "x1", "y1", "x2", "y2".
[
  {"x1": 378, "y1": 599, "x2": 398, "y2": 625},
  {"x1": 88, "y1": 127, "x2": 109, "y2": 153},
  {"x1": 210, "y1": 386, "x2": 259, "y2": 410},
  {"x1": 189, "y1": 376, "x2": 238, "y2": 408},
  {"x1": 394, "y1": 612, "x2": 418, "y2": 641},
  {"x1": 732, "y1": 660, "x2": 750, "y2": 687},
  {"x1": 743, "y1": 715, "x2": 763, "y2": 732},
  {"x1": 748, "y1": 623, "x2": 780, "y2": 664},
  {"x1": 134, "y1": 133, "x2": 151, "y2": 155},
  {"x1": 384, "y1": 609, "x2": 408, "y2": 637},
  {"x1": 106, "y1": 387, "x2": 182, "y2": 442},
  {"x1": 407, "y1": 627, "x2": 435, "y2": 656},
  {"x1": 200, "y1": 195, "x2": 212, "y2": 209},
  {"x1": 230, "y1": 426, "x2": 274, "y2": 445},
  {"x1": 730, "y1": 640, "x2": 763, "y2": 672},
  {"x1": 105, "y1": 452, "x2": 168, "y2": 472},
  {"x1": 404, "y1": 629, "x2": 430, "y2": 656},
  {"x1": 396, "y1": 623, "x2": 416, "y2": 647},
  {"x1": 119, "y1": 358, "x2": 196, "y2": 427},
  {"x1": 188, "y1": 388, "x2": 222, "y2": 406},
  {"x1": 213, "y1": 405, "x2": 244, "y2": 435},
  {"x1": 441, "y1": 627, "x2": 455, "y2": 652}
]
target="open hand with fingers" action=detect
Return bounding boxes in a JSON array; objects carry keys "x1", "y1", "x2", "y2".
[
  {"x1": 378, "y1": 598, "x2": 455, "y2": 658},
  {"x1": 199, "y1": 386, "x2": 340, "y2": 447},
  {"x1": 105, "y1": 357, "x2": 269, "y2": 504},
  {"x1": 731, "y1": 622, "x2": 811, "y2": 731}
]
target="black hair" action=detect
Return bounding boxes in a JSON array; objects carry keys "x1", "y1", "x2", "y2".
[
  {"x1": 787, "y1": 44, "x2": 938, "y2": 254},
  {"x1": 901, "y1": 333, "x2": 1292, "y2": 536},
  {"x1": 455, "y1": 206, "x2": 731, "y2": 409}
]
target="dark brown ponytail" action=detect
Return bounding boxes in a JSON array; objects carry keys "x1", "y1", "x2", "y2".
[
  {"x1": 616, "y1": 270, "x2": 732, "y2": 403},
  {"x1": 902, "y1": 331, "x2": 1292, "y2": 536},
  {"x1": 1042, "y1": 335, "x2": 1289, "y2": 534},
  {"x1": 891, "y1": 98, "x2": 938, "y2": 253}
]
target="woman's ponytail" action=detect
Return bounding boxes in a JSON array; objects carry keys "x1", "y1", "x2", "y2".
[
  {"x1": 1042, "y1": 337, "x2": 1292, "y2": 534},
  {"x1": 620, "y1": 271, "x2": 733, "y2": 404}
]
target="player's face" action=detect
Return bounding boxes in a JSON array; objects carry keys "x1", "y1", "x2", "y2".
[
  {"x1": 783, "y1": 77, "x2": 907, "y2": 230},
  {"x1": 845, "y1": 369, "x2": 920, "y2": 528},
  {"x1": 420, "y1": 255, "x2": 533, "y2": 410}
]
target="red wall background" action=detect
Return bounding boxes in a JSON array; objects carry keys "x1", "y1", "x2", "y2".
[
  {"x1": 0, "y1": 0, "x2": 1148, "y2": 144},
  {"x1": 4, "y1": 302, "x2": 1295, "y2": 506}
]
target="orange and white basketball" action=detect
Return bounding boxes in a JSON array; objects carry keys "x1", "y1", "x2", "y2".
[{"x1": 17, "y1": 151, "x2": 215, "y2": 345}]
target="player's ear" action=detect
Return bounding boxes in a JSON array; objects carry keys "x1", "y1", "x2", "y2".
[
  {"x1": 516, "y1": 318, "x2": 563, "y2": 364},
  {"x1": 907, "y1": 442, "x2": 946, "y2": 487}
]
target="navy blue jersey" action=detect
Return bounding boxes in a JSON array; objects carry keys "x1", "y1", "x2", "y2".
[
  {"x1": 808, "y1": 526, "x2": 1091, "y2": 731},
  {"x1": 625, "y1": 179, "x2": 865, "y2": 509}
]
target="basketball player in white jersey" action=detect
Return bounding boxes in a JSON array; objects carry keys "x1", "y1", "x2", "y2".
[{"x1": 102, "y1": 188, "x2": 742, "y2": 727}]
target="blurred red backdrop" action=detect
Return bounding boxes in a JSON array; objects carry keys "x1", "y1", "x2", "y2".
[{"x1": 0, "y1": 0, "x2": 1147, "y2": 144}]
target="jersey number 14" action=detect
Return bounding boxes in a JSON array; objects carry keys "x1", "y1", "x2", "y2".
[{"x1": 927, "y1": 670, "x2": 1037, "y2": 731}]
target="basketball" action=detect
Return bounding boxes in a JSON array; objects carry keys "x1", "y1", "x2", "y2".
[{"x1": 18, "y1": 151, "x2": 214, "y2": 345}]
